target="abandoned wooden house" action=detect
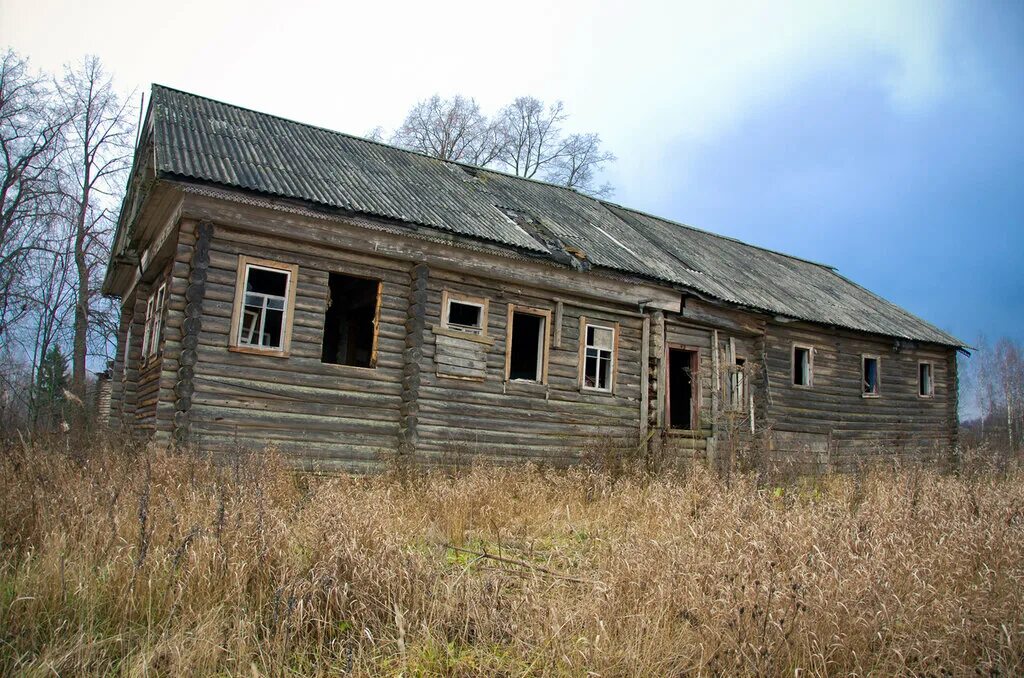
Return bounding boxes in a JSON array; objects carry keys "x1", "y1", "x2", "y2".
[{"x1": 102, "y1": 85, "x2": 965, "y2": 472}]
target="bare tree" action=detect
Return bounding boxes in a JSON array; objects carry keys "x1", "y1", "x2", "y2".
[
  {"x1": 381, "y1": 93, "x2": 617, "y2": 196},
  {"x1": 390, "y1": 95, "x2": 500, "y2": 166},
  {"x1": 53, "y1": 56, "x2": 134, "y2": 400},
  {"x1": 544, "y1": 132, "x2": 616, "y2": 198},
  {"x1": 970, "y1": 335, "x2": 1024, "y2": 453},
  {"x1": 0, "y1": 50, "x2": 65, "y2": 337},
  {"x1": 493, "y1": 97, "x2": 567, "y2": 179}
]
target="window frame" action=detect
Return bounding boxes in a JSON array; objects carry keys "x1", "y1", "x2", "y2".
[
  {"x1": 861, "y1": 354, "x2": 881, "y2": 398},
  {"x1": 578, "y1": 317, "x2": 618, "y2": 393},
  {"x1": 141, "y1": 281, "x2": 167, "y2": 365},
  {"x1": 440, "y1": 289, "x2": 489, "y2": 337},
  {"x1": 229, "y1": 255, "x2": 299, "y2": 357},
  {"x1": 504, "y1": 303, "x2": 551, "y2": 384},
  {"x1": 792, "y1": 344, "x2": 814, "y2": 389},
  {"x1": 918, "y1": 361, "x2": 935, "y2": 398}
]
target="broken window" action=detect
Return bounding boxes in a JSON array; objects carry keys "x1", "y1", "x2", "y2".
[
  {"x1": 669, "y1": 348, "x2": 698, "y2": 429},
  {"x1": 321, "y1": 273, "x2": 381, "y2": 368},
  {"x1": 442, "y1": 291, "x2": 487, "y2": 335},
  {"x1": 506, "y1": 307, "x2": 548, "y2": 382},
  {"x1": 582, "y1": 323, "x2": 615, "y2": 391},
  {"x1": 919, "y1": 362, "x2": 934, "y2": 397},
  {"x1": 230, "y1": 257, "x2": 298, "y2": 354},
  {"x1": 793, "y1": 346, "x2": 812, "y2": 387},
  {"x1": 728, "y1": 356, "x2": 746, "y2": 409},
  {"x1": 141, "y1": 282, "x2": 166, "y2": 362},
  {"x1": 862, "y1": 355, "x2": 880, "y2": 396}
]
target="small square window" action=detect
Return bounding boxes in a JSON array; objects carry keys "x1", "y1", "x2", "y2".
[
  {"x1": 442, "y1": 291, "x2": 488, "y2": 336},
  {"x1": 862, "y1": 355, "x2": 880, "y2": 396},
  {"x1": 919, "y1": 362, "x2": 934, "y2": 397},
  {"x1": 793, "y1": 346, "x2": 812, "y2": 387}
]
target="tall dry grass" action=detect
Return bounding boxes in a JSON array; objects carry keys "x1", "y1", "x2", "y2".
[{"x1": 0, "y1": 437, "x2": 1022, "y2": 676}]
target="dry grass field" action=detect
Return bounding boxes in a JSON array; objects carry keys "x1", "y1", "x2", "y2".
[{"x1": 0, "y1": 438, "x2": 1022, "y2": 676}]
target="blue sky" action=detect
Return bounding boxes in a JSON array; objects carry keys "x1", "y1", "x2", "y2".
[{"x1": 3, "y1": 0, "x2": 1021, "y2": 349}]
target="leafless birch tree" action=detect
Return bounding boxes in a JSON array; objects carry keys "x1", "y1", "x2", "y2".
[{"x1": 53, "y1": 56, "x2": 134, "y2": 400}]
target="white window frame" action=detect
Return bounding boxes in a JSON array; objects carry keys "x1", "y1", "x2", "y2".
[
  {"x1": 229, "y1": 256, "x2": 299, "y2": 357},
  {"x1": 441, "y1": 289, "x2": 489, "y2": 336},
  {"x1": 862, "y1": 354, "x2": 881, "y2": 397},
  {"x1": 918, "y1": 361, "x2": 935, "y2": 398},
  {"x1": 580, "y1": 319, "x2": 617, "y2": 393},
  {"x1": 504, "y1": 304, "x2": 551, "y2": 384},
  {"x1": 792, "y1": 344, "x2": 813, "y2": 388}
]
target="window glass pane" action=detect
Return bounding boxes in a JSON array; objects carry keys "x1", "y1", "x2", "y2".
[
  {"x1": 597, "y1": 354, "x2": 612, "y2": 389},
  {"x1": 863, "y1": 358, "x2": 879, "y2": 394},
  {"x1": 793, "y1": 347, "x2": 810, "y2": 386},
  {"x1": 246, "y1": 267, "x2": 288, "y2": 296},
  {"x1": 589, "y1": 326, "x2": 614, "y2": 350},
  {"x1": 262, "y1": 308, "x2": 284, "y2": 348},
  {"x1": 584, "y1": 354, "x2": 598, "y2": 387}
]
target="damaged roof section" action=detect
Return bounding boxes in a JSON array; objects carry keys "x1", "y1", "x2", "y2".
[{"x1": 140, "y1": 84, "x2": 963, "y2": 348}]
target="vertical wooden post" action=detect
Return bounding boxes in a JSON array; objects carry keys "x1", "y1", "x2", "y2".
[
  {"x1": 398, "y1": 263, "x2": 429, "y2": 456},
  {"x1": 173, "y1": 221, "x2": 213, "y2": 446},
  {"x1": 640, "y1": 314, "x2": 650, "y2": 441}
]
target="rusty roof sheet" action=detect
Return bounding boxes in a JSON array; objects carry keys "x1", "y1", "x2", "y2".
[{"x1": 148, "y1": 85, "x2": 962, "y2": 347}]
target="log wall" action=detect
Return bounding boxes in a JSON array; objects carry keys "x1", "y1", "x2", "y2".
[
  {"x1": 762, "y1": 321, "x2": 958, "y2": 472},
  {"x1": 415, "y1": 267, "x2": 645, "y2": 466}
]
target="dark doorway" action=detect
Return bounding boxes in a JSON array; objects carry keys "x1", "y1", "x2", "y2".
[
  {"x1": 321, "y1": 273, "x2": 380, "y2": 367},
  {"x1": 669, "y1": 348, "x2": 697, "y2": 430}
]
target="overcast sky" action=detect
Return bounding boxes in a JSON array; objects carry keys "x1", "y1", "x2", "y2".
[{"x1": 2, "y1": 0, "x2": 1021, "y2": 349}]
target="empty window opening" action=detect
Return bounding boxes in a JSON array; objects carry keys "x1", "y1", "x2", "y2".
[
  {"x1": 793, "y1": 346, "x2": 812, "y2": 387},
  {"x1": 508, "y1": 311, "x2": 545, "y2": 381},
  {"x1": 240, "y1": 266, "x2": 289, "y2": 350},
  {"x1": 583, "y1": 323, "x2": 615, "y2": 391},
  {"x1": 446, "y1": 300, "x2": 484, "y2": 334},
  {"x1": 862, "y1": 356, "x2": 880, "y2": 396},
  {"x1": 321, "y1": 273, "x2": 381, "y2": 367},
  {"x1": 919, "y1": 362, "x2": 934, "y2": 397},
  {"x1": 729, "y1": 356, "x2": 746, "y2": 409},
  {"x1": 669, "y1": 348, "x2": 698, "y2": 430}
]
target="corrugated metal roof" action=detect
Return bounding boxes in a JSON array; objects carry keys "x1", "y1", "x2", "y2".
[{"x1": 148, "y1": 85, "x2": 962, "y2": 347}]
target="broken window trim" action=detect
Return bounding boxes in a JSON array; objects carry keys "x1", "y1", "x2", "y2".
[
  {"x1": 504, "y1": 303, "x2": 552, "y2": 385},
  {"x1": 666, "y1": 344, "x2": 701, "y2": 432},
  {"x1": 918, "y1": 360, "x2": 935, "y2": 398},
  {"x1": 228, "y1": 255, "x2": 299, "y2": 358},
  {"x1": 727, "y1": 356, "x2": 747, "y2": 411},
  {"x1": 861, "y1": 354, "x2": 882, "y2": 398},
  {"x1": 792, "y1": 344, "x2": 814, "y2": 389},
  {"x1": 320, "y1": 271, "x2": 383, "y2": 370},
  {"x1": 440, "y1": 289, "x2": 489, "y2": 337},
  {"x1": 578, "y1": 317, "x2": 618, "y2": 394}
]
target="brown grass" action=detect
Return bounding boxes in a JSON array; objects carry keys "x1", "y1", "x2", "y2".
[{"x1": 0, "y1": 437, "x2": 1022, "y2": 676}]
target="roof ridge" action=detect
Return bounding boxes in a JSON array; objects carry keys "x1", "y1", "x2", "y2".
[{"x1": 150, "y1": 84, "x2": 594, "y2": 196}]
